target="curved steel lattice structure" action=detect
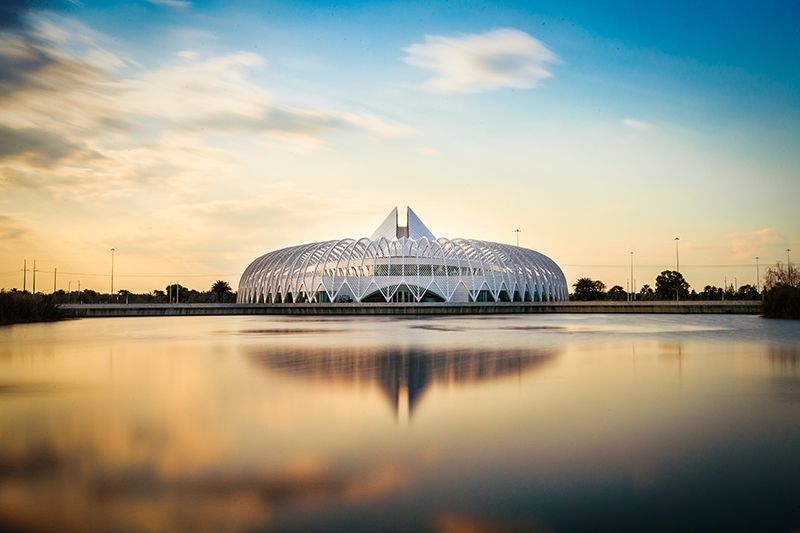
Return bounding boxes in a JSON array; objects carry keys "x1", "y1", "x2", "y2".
[{"x1": 238, "y1": 207, "x2": 568, "y2": 304}]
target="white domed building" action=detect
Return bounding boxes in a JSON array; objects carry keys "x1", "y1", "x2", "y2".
[{"x1": 237, "y1": 207, "x2": 568, "y2": 304}]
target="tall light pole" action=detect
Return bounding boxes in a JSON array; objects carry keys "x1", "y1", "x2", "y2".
[
  {"x1": 22, "y1": 259, "x2": 27, "y2": 292},
  {"x1": 32, "y1": 260, "x2": 36, "y2": 294},
  {"x1": 515, "y1": 229, "x2": 521, "y2": 247},
  {"x1": 789, "y1": 248, "x2": 793, "y2": 284},
  {"x1": 674, "y1": 237, "x2": 680, "y2": 273},
  {"x1": 755, "y1": 256, "x2": 760, "y2": 292},
  {"x1": 787, "y1": 248, "x2": 791, "y2": 267},
  {"x1": 110, "y1": 248, "x2": 115, "y2": 296},
  {"x1": 630, "y1": 251, "x2": 635, "y2": 301}
]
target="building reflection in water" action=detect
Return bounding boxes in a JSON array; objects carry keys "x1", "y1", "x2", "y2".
[{"x1": 248, "y1": 345, "x2": 560, "y2": 417}]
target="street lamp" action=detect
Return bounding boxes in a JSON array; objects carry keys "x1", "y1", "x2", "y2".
[
  {"x1": 514, "y1": 229, "x2": 521, "y2": 247},
  {"x1": 630, "y1": 251, "x2": 634, "y2": 301},
  {"x1": 674, "y1": 237, "x2": 680, "y2": 273},
  {"x1": 110, "y1": 248, "x2": 115, "y2": 297},
  {"x1": 755, "y1": 256, "x2": 760, "y2": 293}
]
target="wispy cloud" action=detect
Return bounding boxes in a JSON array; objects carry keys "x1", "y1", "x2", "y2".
[
  {"x1": 0, "y1": 13, "x2": 410, "y2": 195},
  {"x1": 0, "y1": 124, "x2": 97, "y2": 167},
  {"x1": 403, "y1": 28, "x2": 557, "y2": 93},
  {"x1": 417, "y1": 147, "x2": 439, "y2": 157},
  {"x1": 623, "y1": 118, "x2": 654, "y2": 130},
  {"x1": 0, "y1": 215, "x2": 29, "y2": 242},
  {"x1": 147, "y1": 0, "x2": 192, "y2": 8},
  {"x1": 728, "y1": 227, "x2": 782, "y2": 260}
]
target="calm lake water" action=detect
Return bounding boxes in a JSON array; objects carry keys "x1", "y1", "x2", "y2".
[{"x1": 0, "y1": 314, "x2": 798, "y2": 532}]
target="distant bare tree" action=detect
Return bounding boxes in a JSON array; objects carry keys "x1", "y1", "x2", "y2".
[
  {"x1": 764, "y1": 262, "x2": 799, "y2": 290},
  {"x1": 763, "y1": 262, "x2": 800, "y2": 318}
]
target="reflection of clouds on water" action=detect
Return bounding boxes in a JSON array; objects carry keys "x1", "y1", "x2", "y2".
[
  {"x1": 0, "y1": 442, "x2": 409, "y2": 533},
  {"x1": 0, "y1": 382, "x2": 87, "y2": 395},
  {"x1": 498, "y1": 325, "x2": 564, "y2": 331},
  {"x1": 3, "y1": 315, "x2": 798, "y2": 532},
  {"x1": 238, "y1": 328, "x2": 348, "y2": 335},
  {"x1": 436, "y1": 512, "x2": 544, "y2": 533},
  {"x1": 249, "y1": 345, "x2": 560, "y2": 416},
  {"x1": 409, "y1": 324, "x2": 467, "y2": 332}
]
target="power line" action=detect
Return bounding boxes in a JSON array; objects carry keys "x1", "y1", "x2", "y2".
[
  {"x1": 561, "y1": 264, "x2": 761, "y2": 268},
  {"x1": 11, "y1": 271, "x2": 238, "y2": 277}
]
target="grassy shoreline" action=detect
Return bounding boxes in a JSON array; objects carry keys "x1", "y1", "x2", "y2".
[{"x1": 0, "y1": 292, "x2": 65, "y2": 326}]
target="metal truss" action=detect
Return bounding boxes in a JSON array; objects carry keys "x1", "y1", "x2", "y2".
[{"x1": 238, "y1": 235, "x2": 568, "y2": 304}]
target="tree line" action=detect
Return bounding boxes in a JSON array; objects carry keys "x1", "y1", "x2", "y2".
[
  {"x1": 571, "y1": 262, "x2": 798, "y2": 318},
  {"x1": 4, "y1": 280, "x2": 237, "y2": 305},
  {"x1": 571, "y1": 270, "x2": 760, "y2": 301}
]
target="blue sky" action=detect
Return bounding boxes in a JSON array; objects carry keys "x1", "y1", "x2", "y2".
[{"x1": 0, "y1": 0, "x2": 797, "y2": 292}]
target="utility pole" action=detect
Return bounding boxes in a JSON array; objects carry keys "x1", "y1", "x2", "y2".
[
  {"x1": 674, "y1": 237, "x2": 680, "y2": 273},
  {"x1": 22, "y1": 259, "x2": 27, "y2": 291},
  {"x1": 514, "y1": 229, "x2": 521, "y2": 247},
  {"x1": 53, "y1": 267, "x2": 57, "y2": 293},
  {"x1": 32, "y1": 260, "x2": 36, "y2": 294}
]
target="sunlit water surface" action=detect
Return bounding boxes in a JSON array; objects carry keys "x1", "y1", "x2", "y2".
[{"x1": 0, "y1": 314, "x2": 798, "y2": 532}]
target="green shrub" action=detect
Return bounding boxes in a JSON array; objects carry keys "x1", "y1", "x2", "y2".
[
  {"x1": 0, "y1": 291, "x2": 65, "y2": 325},
  {"x1": 762, "y1": 285, "x2": 800, "y2": 319}
]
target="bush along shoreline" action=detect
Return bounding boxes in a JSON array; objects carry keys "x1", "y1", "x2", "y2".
[
  {"x1": 760, "y1": 262, "x2": 800, "y2": 319},
  {"x1": 762, "y1": 285, "x2": 800, "y2": 319},
  {"x1": 0, "y1": 280, "x2": 237, "y2": 325},
  {"x1": 0, "y1": 291, "x2": 65, "y2": 326}
]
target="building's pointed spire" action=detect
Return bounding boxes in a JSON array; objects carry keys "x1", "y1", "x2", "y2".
[
  {"x1": 407, "y1": 207, "x2": 436, "y2": 240},
  {"x1": 370, "y1": 206, "x2": 436, "y2": 240},
  {"x1": 370, "y1": 207, "x2": 398, "y2": 240}
]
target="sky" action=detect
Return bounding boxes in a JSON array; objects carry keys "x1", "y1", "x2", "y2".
[{"x1": 0, "y1": 0, "x2": 798, "y2": 294}]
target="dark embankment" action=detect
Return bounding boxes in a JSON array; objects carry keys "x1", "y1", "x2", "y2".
[
  {"x1": 762, "y1": 285, "x2": 800, "y2": 319},
  {"x1": 0, "y1": 292, "x2": 65, "y2": 326}
]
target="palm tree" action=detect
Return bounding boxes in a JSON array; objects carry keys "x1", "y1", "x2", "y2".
[{"x1": 211, "y1": 280, "x2": 232, "y2": 303}]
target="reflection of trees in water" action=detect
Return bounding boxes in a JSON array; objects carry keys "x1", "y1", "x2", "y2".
[
  {"x1": 658, "y1": 341, "x2": 684, "y2": 381},
  {"x1": 768, "y1": 343, "x2": 800, "y2": 371},
  {"x1": 249, "y1": 346, "x2": 560, "y2": 416}
]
